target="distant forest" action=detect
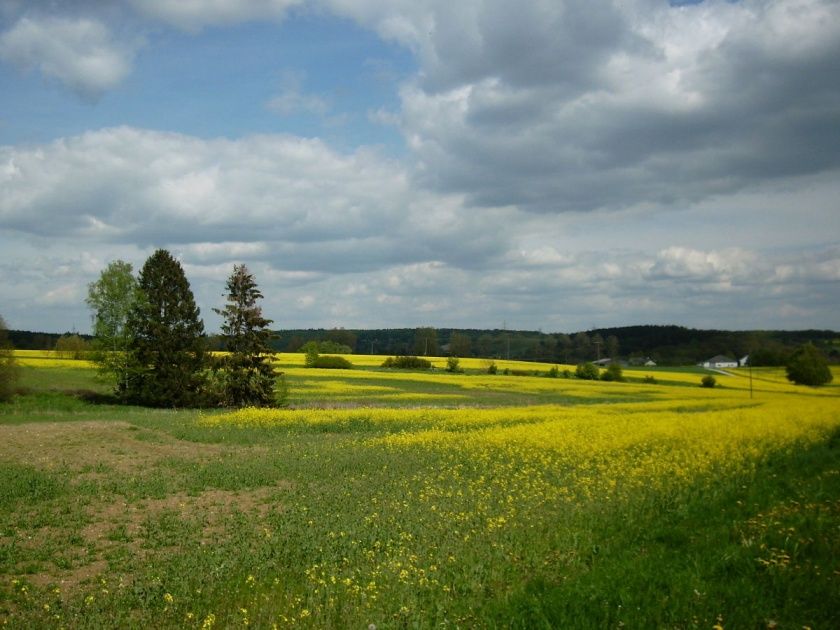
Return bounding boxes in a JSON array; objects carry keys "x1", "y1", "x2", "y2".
[{"x1": 9, "y1": 325, "x2": 838, "y2": 366}]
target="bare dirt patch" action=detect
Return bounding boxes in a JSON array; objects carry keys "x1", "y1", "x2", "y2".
[{"x1": 0, "y1": 421, "x2": 227, "y2": 475}]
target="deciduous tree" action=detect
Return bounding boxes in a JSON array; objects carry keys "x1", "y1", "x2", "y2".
[
  {"x1": 86, "y1": 260, "x2": 138, "y2": 396},
  {"x1": 786, "y1": 342, "x2": 833, "y2": 386}
]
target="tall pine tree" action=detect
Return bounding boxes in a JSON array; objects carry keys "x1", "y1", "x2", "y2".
[
  {"x1": 125, "y1": 250, "x2": 207, "y2": 407},
  {"x1": 214, "y1": 264, "x2": 278, "y2": 407}
]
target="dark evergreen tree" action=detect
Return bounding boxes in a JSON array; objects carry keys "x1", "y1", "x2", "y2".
[
  {"x1": 213, "y1": 264, "x2": 278, "y2": 407},
  {"x1": 125, "y1": 250, "x2": 207, "y2": 407},
  {"x1": 786, "y1": 342, "x2": 833, "y2": 386}
]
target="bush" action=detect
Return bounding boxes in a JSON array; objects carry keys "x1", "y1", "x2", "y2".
[
  {"x1": 446, "y1": 356, "x2": 462, "y2": 373},
  {"x1": 643, "y1": 375, "x2": 657, "y2": 384},
  {"x1": 786, "y1": 343, "x2": 833, "y2": 386},
  {"x1": 701, "y1": 375, "x2": 717, "y2": 388},
  {"x1": 486, "y1": 361, "x2": 498, "y2": 375},
  {"x1": 54, "y1": 334, "x2": 90, "y2": 360},
  {"x1": 575, "y1": 362, "x2": 600, "y2": 380},
  {"x1": 546, "y1": 366, "x2": 559, "y2": 378},
  {"x1": 562, "y1": 369, "x2": 572, "y2": 379},
  {"x1": 600, "y1": 363, "x2": 624, "y2": 382},
  {"x1": 381, "y1": 356, "x2": 432, "y2": 370},
  {"x1": 0, "y1": 316, "x2": 20, "y2": 402},
  {"x1": 311, "y1": 355, "x2": 353, "y2": 369}
]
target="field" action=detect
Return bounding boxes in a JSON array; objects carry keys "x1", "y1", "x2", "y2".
[{"x1": 2, "y1": 352, "x2": 839, "y2": 628}]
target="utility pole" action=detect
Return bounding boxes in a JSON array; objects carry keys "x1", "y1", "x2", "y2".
[{"x1": 594, "y1": 340, "x2": 602, "y2": 361}]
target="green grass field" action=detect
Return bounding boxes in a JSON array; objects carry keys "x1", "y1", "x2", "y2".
[{"x1": 1, "y1": 354, "x2": 839, "y2": 628}]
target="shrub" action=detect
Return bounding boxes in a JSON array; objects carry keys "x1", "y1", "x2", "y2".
[
  {"x1": 446, "y1": 356, "x2": 462, "y2": 373},
  {"x1": 600, "y1": 363, "x2": 624, "y2": 382},
  {"x1": 304, "y1": 342, "x2": 320, "y2": 368},
  {"x1": 510, "y1": 369, "x2": 536, "y2": 376},
  {"x1": 0, "y1": 315, "x2": 20, "y2": 402},
  {"x1": 54, "y1": 334, "x2": 90, "y2": 360},
  {"x1": 786, "y1": 343, "x2": 833, "y2": 386},
  {"x1": 486, "y1": 361, "x2": 498, "y2": 375},
  {"x1": 562, "y1": 369, "x2": 572, "y2": 379},
  {"x1": 546, "y1": 366, "x2": 559, "y2": 378},
  {"x1": 381, "y1": 356, "x2": 432, "y2": 370},
  {"x1": 575, "y1": 362, "x2": 600, "y2": 380},
  {"x1": 311, "y1": 355, "x2": 353, "y2": 370},
  {"x1": 643, "y1": 375, "x2": 658, "y2": 384},
  {"x1": 701, "y1": 375, "x2": 717, "y2": 388}
]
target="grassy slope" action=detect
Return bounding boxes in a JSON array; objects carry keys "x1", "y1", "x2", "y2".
[{"x1": 0, "y1": 355, "x2": 838, "y2": 628}]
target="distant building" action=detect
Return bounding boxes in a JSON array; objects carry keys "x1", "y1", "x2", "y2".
[
  {"x1": 699, "y1": 355, "x2": 738, "y2": 369},
  {"x1": 644, "y1": 359, "x2": 657, "y2": 367},
  {"x1": 739, "y1": 355, "x2": 749, "y2": 367}
]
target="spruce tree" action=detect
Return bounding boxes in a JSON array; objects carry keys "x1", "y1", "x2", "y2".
[
  {"x1": 214, "y1": 264, "x2": 278, "y2": 406},
  {"x1": 125, "y1": 250, "x2": 207, "y2": 407}
]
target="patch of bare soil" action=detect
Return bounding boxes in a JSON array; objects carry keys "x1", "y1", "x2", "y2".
[
  {"x1": 0, "y1": 421, "x2": 227, "y2": 475},
  {"x1": 1, "y1": 421, "x2": 293, "y2": 597}
]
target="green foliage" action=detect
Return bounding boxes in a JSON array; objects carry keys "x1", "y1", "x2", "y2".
[
  {"x1": 381, "y1": 356, "x2": 432, "y2": 369},
  {"x1": 446, "y1": 356, "x2": 462, "y2": 373},
  {"x1": 600, "y1": 363, "x2": 625, "y2": 382},
  {"x1": 0, "y1": 315, "x2": 20, "y2": 402},
  {"x1": 325, "y1": 328, "x2": 357, "y2": 352},
  {"x1": 644, "y1": 375, "x2": 658, "y2": 384},
  {"x1": 213, "y1": 264, "x2": 278, "y2": 407},
  {"x1": 449, "y1": 332, "x2": 472, "y2": 358},
  {"x1": 125, "y1": 250, "x2": 207, "y2": 407},
  {"x1": 414, "y1": 327, "x2": 438, "y2": 356},
  {"x1": 86, "y1": 260, "x2": 138, "y2": 394},
  {"x1": 575, "y1": 362, "x2": 600, "y2": 380},
  {"x1": 53, "y1": 334, "x2": 90, "y2": 359},
  {"x1": 546, "y1": 365, "x2": 560, "y2": 378},
  {"x1": 486, "y1": 361, "x2": 498, "y2": 375},
  {"x1": 311, "y1": 355, "x2": 354, "y2": 369},
  {"x1": 317, "y1": 340, "x2": 353, "y2": 354},
  {"x1": 303, "y1": 342, "x2": 320, "y2": 367},
  {"x1": 786, "y1": 342, "x2": 833, "y2": 386},
  {"x1": 701, "y1": 375, "x2": 717, "y2": 388}
]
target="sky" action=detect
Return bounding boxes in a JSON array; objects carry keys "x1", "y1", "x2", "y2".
[{"x1": 1, "y1": 0, "x2": 839, "y2": 335}]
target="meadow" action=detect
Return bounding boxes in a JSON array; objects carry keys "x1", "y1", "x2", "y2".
[{"x1": 1, "y1": 351, "x2": 839, "y2": 628}]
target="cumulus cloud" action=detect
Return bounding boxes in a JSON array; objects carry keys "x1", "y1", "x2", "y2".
[
  {"x1": 129, "y1": 0, "x2": 303, "y2": 31},
  {"x1": 0, "y1": 16, "x2": 134, "y2": 99},
  {"x1": 0, "y1": 126, "x2": 505, "y2": 273},
  {"x1": 326, "y1": 0, "x2": 840, "y2": 213}
]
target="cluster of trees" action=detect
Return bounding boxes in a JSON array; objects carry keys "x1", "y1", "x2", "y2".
[{"x1": 86, "y1": 250, "x2": 281, "y2": 408}]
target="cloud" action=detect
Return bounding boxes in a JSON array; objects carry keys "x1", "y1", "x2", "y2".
[
  {"x1": 266, "y1": 72, "x2": 330, "y2": 117},
  {"x1": 0, "y1": 16, "x2": 134, "y2": 99},
  {"x1": 129, "y1": 0, "x2": 303, "y2": 31},
  {"x1": 0, "y1": 126, "x2": 506, "y2": 273},
  {"x1": 326, "y1": 0, "x2": 840, "y2": 213}
]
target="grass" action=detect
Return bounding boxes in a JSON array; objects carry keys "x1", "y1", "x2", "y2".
[{"x1": 0, "y1": 353, "x2": 838, "y2": 628}]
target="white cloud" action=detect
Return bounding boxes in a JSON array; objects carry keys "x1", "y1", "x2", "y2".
[
  {"x1": 0, "y1": 16, "x2": 134, "y2": 99},
  {"x1": 129, "y1": 0, "x2": 303, "y2": 31}
]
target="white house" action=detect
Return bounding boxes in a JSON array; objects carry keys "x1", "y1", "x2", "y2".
[{"x1": 699, "y1": 355, "x2": 738, "y2": 369}]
